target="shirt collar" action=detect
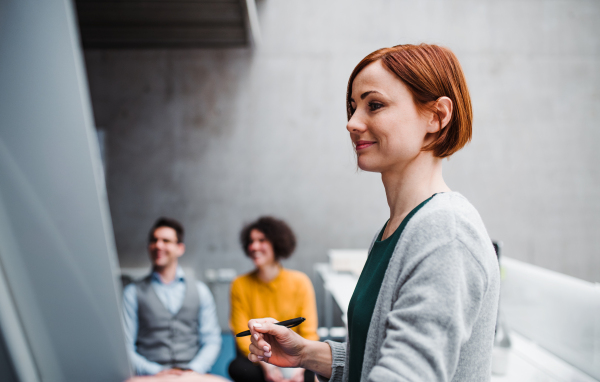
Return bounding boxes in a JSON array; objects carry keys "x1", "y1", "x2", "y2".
[{"x1": 151, "y1": 266, "x2": 185, "y2": 284}]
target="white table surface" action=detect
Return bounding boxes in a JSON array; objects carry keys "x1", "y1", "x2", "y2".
[
  {"x1": 315, "y1": 263, "x2": 357, "y2": 324},
  {"x1": 491, "y1": 332, "x2": 596, "y2": 382}
]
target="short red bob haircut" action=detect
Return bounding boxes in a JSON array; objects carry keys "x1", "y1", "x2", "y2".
[{"x1": 347, "y1": 44, "x2": 472, "y2": 158}]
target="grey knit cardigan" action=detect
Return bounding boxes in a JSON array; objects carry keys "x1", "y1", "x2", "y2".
[{"x1": 321, "y1": 192, "x2": 500, "y2": 382}]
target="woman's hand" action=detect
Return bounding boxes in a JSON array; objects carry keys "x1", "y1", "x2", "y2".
[
  {"x1": 247, "y1": 317, "x2": 333, "y2": 379},
  {"x1": 247, "y1": 318, "x2": 306, "y2": 368}
]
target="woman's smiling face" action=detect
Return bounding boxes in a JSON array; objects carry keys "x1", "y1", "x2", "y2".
[
  {"x1": 247, "y1": 229, "x2": 276, "y2": 268},
  {"x1": 347, "y1": 60, "x2": 432, "y2": 173}
]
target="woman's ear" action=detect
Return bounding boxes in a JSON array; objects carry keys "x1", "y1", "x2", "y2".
[{"x1": 427, "y1": 96, "x2": 453, "y2": 133}]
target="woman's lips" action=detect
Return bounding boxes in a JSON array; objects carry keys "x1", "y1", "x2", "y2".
[{"x1": 356, "y1": 141, "x2": 376, "y2": 150}]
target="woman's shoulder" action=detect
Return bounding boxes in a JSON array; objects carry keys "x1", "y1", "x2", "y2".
[
  {"x1": 231, "y1": 270, "x2": 259, "y2": 288},
  {"x1": 403, "y1": 192, "x2": 498, "y2": 278},
  {"x1": 408, "y1": 192, "x2": 487, "y2": 241},
  {"x1": 280, "y1": 268, "x2": 312, "y2": 286}
]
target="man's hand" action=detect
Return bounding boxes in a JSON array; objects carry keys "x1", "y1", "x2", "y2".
[
  {"x1": 156, "y1": 369, "x2": 186, "y2": 376},
  {"x1": 126, "y1": 370, "x2": 228, "y2": 382},
  {"x1": 288, "y1": 368, "x2": 304, "y2": 382},
  {"x1": 259, "y1": 362, "x2": 285, "y2": 382}
]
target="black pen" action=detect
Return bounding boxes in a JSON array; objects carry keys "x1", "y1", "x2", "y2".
[{"x1": 236, "y1": 317, "x2": 306, "y2": 337}]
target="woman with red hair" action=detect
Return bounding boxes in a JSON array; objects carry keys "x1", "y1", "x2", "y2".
[{"x1": 245, "y1": 44, "x2": 500, "y2": 382}]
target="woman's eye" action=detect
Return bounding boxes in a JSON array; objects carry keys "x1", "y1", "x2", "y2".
[{"x1": 369, "y1": 102, "x2": 383, "y2": 111}]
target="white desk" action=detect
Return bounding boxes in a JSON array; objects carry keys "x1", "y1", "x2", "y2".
[
  {"x1": 315, "y1": 262, "x2": 597, "y2": 381},
  {"x1": 315, "y1": 263, "x2": 357, "y2": 328},
  {"x1": 491, "y1": 332, "x2": 596, "y2": 382},
  {"x1": 499, "y1": 257, "x2": 600, "y2": 380}
]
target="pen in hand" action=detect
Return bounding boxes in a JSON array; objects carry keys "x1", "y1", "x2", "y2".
[{"x1": 236, "y1": 317, "x2": 306, "y2": 337}]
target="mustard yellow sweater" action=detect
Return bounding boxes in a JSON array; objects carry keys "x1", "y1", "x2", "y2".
[{"x1": 229, "y1": 268, "x2": 319, "y2": 356}]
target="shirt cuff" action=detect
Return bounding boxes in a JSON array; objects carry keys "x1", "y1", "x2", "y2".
[{"x1": 187, "y1": 362, "x2": 208, "y2": 375}]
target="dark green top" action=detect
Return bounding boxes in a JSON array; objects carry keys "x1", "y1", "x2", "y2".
[{"x1": 346, "y1": 195, "x2": 435, "y2": 382}]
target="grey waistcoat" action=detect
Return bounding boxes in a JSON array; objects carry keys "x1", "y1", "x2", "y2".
[{"x1": 135, "y1": 275, "x2": 200, "y2": 368}]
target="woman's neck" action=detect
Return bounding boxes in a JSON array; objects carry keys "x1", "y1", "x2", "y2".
[
  {"x1": 257, "y1": 262, "x2": 281, "y2": 283},
  {"x1": 380, "y1": 153, "x2": 450, "y2": 240}
]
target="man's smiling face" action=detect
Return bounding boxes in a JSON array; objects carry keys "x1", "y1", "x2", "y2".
[{"x1": 148, "y1": 226, "x2": 185, "y2": 269}]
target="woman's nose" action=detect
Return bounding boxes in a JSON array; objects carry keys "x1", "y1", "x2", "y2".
[{"x1": 346, "y1": 113, "x2": 367, "y2": 134}]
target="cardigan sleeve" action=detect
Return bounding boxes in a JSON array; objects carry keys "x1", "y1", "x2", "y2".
[
  {"x1": 296, "y1": 272, "x2": 319, "y2": 341},
  {"x1": 316, "y1": 341, "x2": 347, "y2": 382}
]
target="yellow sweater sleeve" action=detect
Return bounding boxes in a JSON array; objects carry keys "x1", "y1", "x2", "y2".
[
  {"x1": 229, "y1": 277, "x2": 252, "y2": 356},
  {"x1": 296, "y1": 272, "x2": 319, "y2": 341}
]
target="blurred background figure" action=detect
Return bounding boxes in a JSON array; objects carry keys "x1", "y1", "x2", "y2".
[
  {"x1": 229, "y1": 217, "x2": 318, "y2": 382},
  {"x1": 122, "y1": 218, "x2": 221, "y2": 376}
]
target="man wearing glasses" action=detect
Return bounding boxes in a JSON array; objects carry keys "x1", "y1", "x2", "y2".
[{"x1": 122, "y1": 217, "x2": 221, "y2": 378}]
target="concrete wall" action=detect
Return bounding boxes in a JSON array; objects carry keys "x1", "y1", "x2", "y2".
[{"x1": 84, "y1": 0, "x2": 600, "y2": 289}]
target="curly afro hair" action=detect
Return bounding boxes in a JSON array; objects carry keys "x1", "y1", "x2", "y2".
[{"x1": 240, "y1": 216, "x2": 296, "y2": 261}]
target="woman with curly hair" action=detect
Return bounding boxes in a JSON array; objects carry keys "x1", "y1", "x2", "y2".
[{"x1": 228, "y1": 216, "x2": 318, "y2": 382}]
